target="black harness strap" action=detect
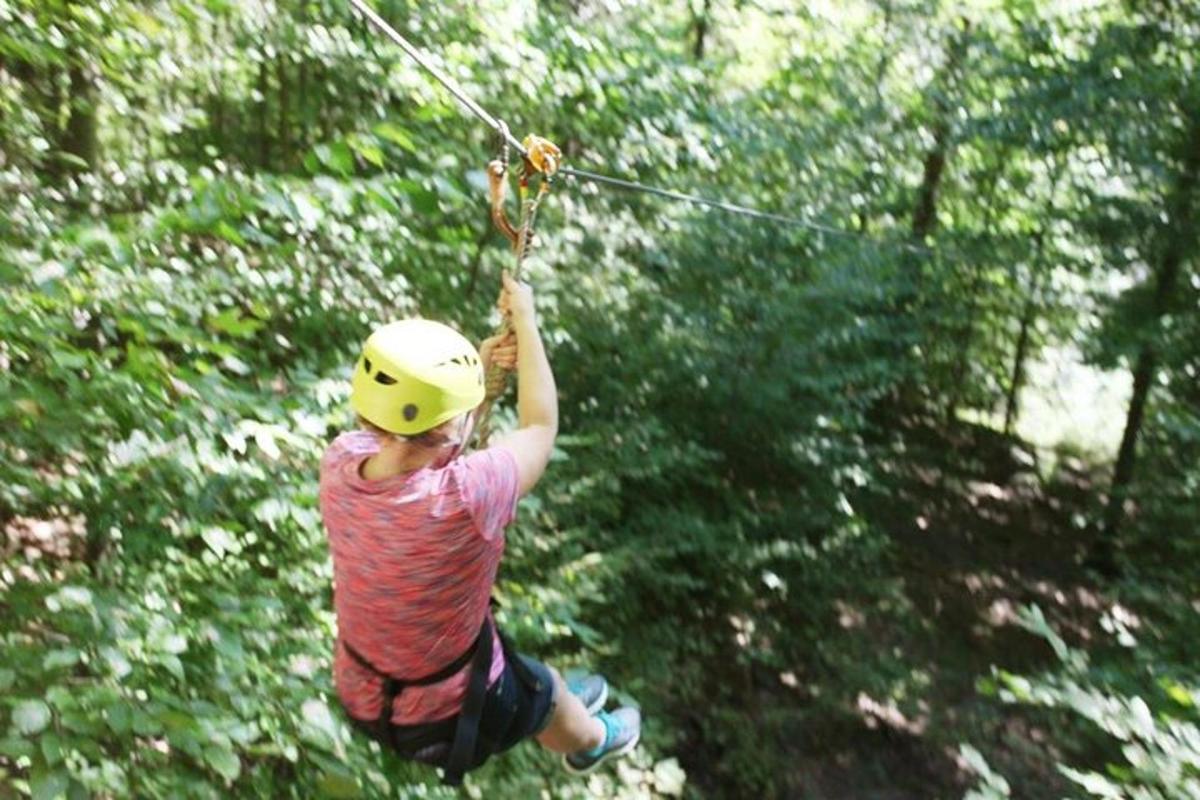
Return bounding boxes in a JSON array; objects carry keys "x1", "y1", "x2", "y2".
[
  {"x1": 340, "y1": 616, "x2": 493, "y2": 786},
  {"x1": 443, "y1": 616, "x2": 493, "y2": 785}
]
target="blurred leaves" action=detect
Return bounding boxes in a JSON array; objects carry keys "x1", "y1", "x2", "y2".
[{"x1": 1, "y1": 0, "x2": 1198, "y2": 799}]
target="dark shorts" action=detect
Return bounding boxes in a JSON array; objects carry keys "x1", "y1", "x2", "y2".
[{"x1": 378, "y1": 653, "x2": 557, "y2": 771}]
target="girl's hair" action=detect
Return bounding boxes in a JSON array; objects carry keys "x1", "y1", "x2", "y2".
[{"x1": 356, "y1": 415, "x2": 444, "y2": 448}]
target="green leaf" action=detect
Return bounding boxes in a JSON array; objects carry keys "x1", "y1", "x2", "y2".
[
  {"x1": 291, "y1": 192, "x2": 322, "y2": 230},
  {"x1": 42, "y1": 649, "x2": 81, "y2": 671},
  {"x1": 210, "y1": 308, "x2": 263, "y2": 338},
  {"x1": 374, "y1": 122, "x2": 416, "y2": 152},
  {"x1": 0, "y1": 736, "x2": 36, "y2": 758},
  {"x1": 300, "y1": 699, "x2": 340, "y2": 752},
  {"x1": 105, "y1": 704, "x2": 130, "y2": 735},
  {"x1": 259, "y1": 188, "x2": 298, "y2": 220},
  {"x1": 100, "y1": 646, "x2": 132, "y2": 679},
  {"x1": 652, "y1": 758, "x2": 687, "y2": 796},
  {"x1": 407, "y1": 184, "x2": 438, "y2": 215},
  {"x1": 316, "y1": 770, "x2": 360, "y2": 799},
  {"x1": 202, "y1": 526, "x2": 238, "y2": 558},
  {"x1": 50, "y1": 349, "x2": 88, "y2": 370},
  {"x1": 254, "y1": 428, "x2": 281, "y2": 460},
  {"x1": 204, "y1": 744, "x2": 241, "y2": 782},
  {"x1": 40, "y1": 732, "x2": 63, "y2": 765},
  {"x1": 130, "y1": 710, "x2": 161, "y2": 737},
  {"x1": 1164, "y1": 682, "x2": 1194, "y2": 707},
  {"x1": 53, "y1": 152, "x2": 91, "y2": 171},
  {"x1": 1059, "y1": 765, "x2": 1122, "y2": 797},
  {"x1": 349, "y1": 137, "x2": 385, "y2": 168},
  {"x1": 12, "y1": 699, "x2": 52, "y2": 735},
  {"x1": 45, "y1": 586, "x2": 93, "y2": 613},
  {"x1": 30, "y1": 769, "x2": 70, "y2": 800},
  {"x1": 161, "y1": 655, "x2": 185, "y2": 680},
  {"x1": 317, "y1": 142, "x2": 355, "y2": 177},
  {"x1": 213, "y1": 221, "x2": 247, "y2": 246}
]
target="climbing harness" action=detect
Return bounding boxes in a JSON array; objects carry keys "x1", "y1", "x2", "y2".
[
  {"x1": 472, "y1": 127, "x2": 561, "y2": 448},
  {"x1": 340, "y1": 620, "x2": 491, "y2": 786},
  {"x1": 339, "y1": 600, "x2": 542, "y2": 786}
]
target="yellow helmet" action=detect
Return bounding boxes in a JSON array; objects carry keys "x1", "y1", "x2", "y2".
[{"x1": 350, "y1": 319, "x2": 485, "y2": 435}]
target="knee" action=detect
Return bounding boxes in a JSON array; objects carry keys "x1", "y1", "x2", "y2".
[{"x1": 546, "y1": 665, "x2": 567, "y2": 695}]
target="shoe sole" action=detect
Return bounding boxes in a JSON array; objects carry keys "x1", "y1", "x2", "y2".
[{"x1": 561, "y1": 730, "x2": 640, "y2": 775}]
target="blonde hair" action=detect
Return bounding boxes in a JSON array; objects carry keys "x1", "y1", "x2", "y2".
[{"x1": 355, "y1": 414, "x2": 444, "y2": 448}]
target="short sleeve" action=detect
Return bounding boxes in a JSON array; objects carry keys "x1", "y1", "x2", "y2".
[{"x1": 458, "y1": 447, "x2": 521, "y2": 542}]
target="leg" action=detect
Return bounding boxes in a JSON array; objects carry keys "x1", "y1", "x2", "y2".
[{"x1": 534, "y1": 666, "x2": 605, "y2": 754}]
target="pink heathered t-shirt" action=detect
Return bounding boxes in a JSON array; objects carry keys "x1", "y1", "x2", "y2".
[{"x1": 319, "y1": 430, "x2": 521, "y2": 725}]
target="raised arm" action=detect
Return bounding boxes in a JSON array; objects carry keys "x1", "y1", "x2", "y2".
[{"x1": 490, "y1": 272, "x2": 558, "y2": 496}]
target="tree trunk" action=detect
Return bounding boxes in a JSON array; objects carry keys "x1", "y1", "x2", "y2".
[
  {"x1": 692, "y1": 0, "x2": 713, "y2": 60},
  {"x1": 257, "y1": 59, "x2": 270, "y2": 169},
  {"x1": 854, "y1": 0, "x2": 894, "y2": 234},
  {"x1": 944, "y1": 157, "x2": 1007, "y2": 420},
  {"x1": 1096, "y1": 114, "x2": 1200, "y2": 567},
  {"x1": 1000, "y1": 163, "x2": 1063, "y2": 432},
  {"x1": 278, "y1": 52, "x2": 290, "y2": 169},
  {"x1": 890, "y1": 20, "x2": 971, "y2": 410},
  {"x1": 910, "y1": 20, "x2": 971, "y2": 240},
  {"x1": 297, "y1": 1, "x2": 309, "y2": 153},
  {"x1": 1003, "y1": 260, "x2": 1043, "y2": 435},
  {"x1": 210, "y1": 13, "x2": 225, "y2": 149},
  {"x1": 905, "y1": 20, "x2": 971, "y2": 288},
  {"x1": 911, "y1": 118, "x2": 950, "y2": 243},
  {"x1": 61, "y1": 61, "x2": 98, "y2": 171}
]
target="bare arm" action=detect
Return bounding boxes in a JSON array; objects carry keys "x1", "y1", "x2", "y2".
[{"x1": 490, "y1": 273, "x2": 557, "y2": 495}]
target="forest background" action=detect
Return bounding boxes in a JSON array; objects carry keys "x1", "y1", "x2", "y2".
[{"x1": 1, "y1": 0, "x2": 1198, "y2": 798}]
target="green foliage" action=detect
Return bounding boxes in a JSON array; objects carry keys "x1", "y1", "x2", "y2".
[
  {"x1": 2, "y1": 0, "x2": 1198, "y2": 798},
  {"x1": 973, "y1": 605, "x2": 1200, "y2": 800}
]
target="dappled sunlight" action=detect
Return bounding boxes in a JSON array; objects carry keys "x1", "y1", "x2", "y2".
[
  {"x1": 835, "y1": 600, "x2": 867, "y2": 629},
  {"x1": 3, "y1": 512, "x2": 88, "y2": 563},
  {"x1": 855, "y1": 692, "x2": 929, "y2": 736},
  {"x1": 959, "y1": 571, "x2": 1009, "y2": 594},
  {"x1": 728, "y1": 613, "x2": 756, "y2": 649},
  {"x1": 967, "y1": 481, "x2": 1011, "y2": 503},
  {"x1": 984, "y1": 597, "x2": 1020, "y2": 627}
]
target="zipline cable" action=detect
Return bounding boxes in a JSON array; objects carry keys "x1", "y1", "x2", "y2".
[
  {"x1": 347, "y1": 0, "x2": 522, "y2": 152},
  {"x1": 557, "y1": 165, "x2": 853, "y2": 235},
  {"x1": 347, "y1": 0, "x2": 925, "y2": 249}
]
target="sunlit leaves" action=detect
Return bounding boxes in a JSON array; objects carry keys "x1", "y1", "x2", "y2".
[
  {"x1": 1, "y1": 2, "x2": 1198, "y2": 799},
  {"x1": 12, "y1": 700, "x2": 52, "y2": 736}
]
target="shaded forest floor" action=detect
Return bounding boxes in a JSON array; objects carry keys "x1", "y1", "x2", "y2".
[{"x1": 694, "y1": 420, "x2": 1118, "y2": 800}]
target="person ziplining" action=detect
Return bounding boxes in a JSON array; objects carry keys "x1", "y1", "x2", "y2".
[
  {"x1": 318, "y1": 280, "x2": 641, "y2": 785},
  {"x1": 317, "y1": 45, "x2": 639, "y2": 780}
]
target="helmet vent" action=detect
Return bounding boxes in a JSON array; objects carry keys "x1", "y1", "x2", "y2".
[
  {"x1": 363, "y1": 357, "x2": 373, "y2": 374},
  {"x1": 403, "y1": 404, "x2": 419, "y2": 421},
  {"x1": 374, "y1": 371, "x2": 398, "y2": 385},
  {"x1": 438, "y1": 354, "x2": 479, "y2": 368}
]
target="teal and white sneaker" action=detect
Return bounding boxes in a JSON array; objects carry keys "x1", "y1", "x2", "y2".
[
  {"x1": 567, "y1": 673, "x2": 608, "y2": 715},
  {"x1": 563, "y1": 707, "x2": 641, "y2": 774}
]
